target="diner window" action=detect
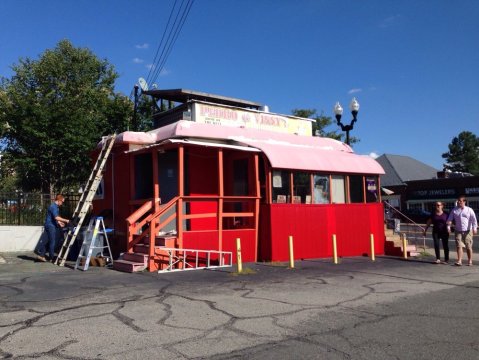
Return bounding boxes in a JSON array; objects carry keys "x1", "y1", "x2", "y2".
[
  {"x1": 331, "y1": 175, "x2": 346, "y2": 203},
  {"x1": 313, "y1": 174, "x2": 330, "y2": 204},
  {"x1": 365, "y1": 176, "x2": 379, "y2": 203},
  {"x1": 272, "y1": 170, "x2": 290, "y2": 203},
  {"x1": 349, "y1": 175, "x2": 364, "y2": 203},
  {"x1": 134, "y1": 153, "x2": 153, "y2": 200},
  {"x1": 293, "y1": 172, "x2": 311, "y2": 204}
]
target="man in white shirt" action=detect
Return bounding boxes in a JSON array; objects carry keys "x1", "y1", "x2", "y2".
[{"x1": 447, "y1": 195, "x2": 478, "y2": 266}]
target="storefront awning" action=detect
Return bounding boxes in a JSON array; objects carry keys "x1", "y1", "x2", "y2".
[
  {"x1": 117, "y1": 120, "x2": 384, "y2": 175},
  {"x1": 234, "y1": 137, "x2": 384, "y2": 174},
  {"x1": 164, "y1": 138, "x2": 261, "y2": 152}
]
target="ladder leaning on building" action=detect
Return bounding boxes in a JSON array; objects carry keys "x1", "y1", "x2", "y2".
[{"x1": 55, "y1": 134, "x2": 116, "y2": 267}]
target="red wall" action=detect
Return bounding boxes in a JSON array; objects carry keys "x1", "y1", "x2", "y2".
[
  {"x1": 187, "y1": 148, "x2": 218, "y2": 230},
  {"x1": 259, "y1": 203, "x2": 385, "y2": 262}
]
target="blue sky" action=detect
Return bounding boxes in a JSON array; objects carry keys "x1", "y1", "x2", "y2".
[{"x1": 1, "y1": 0, "x2": 478, "y2": 169}]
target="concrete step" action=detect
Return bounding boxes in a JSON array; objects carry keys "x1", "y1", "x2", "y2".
[
  {"x1": 133, "y1": 244, "x2": 149, "y2": 254},
  {"x1": 123, "y1": 252, "x2": 148, "y2": 264},
  {"x1": 155, "y1": 236, "x2": 177, "y2": 247},
  {"x1": 135, "y1": 236, "x2": 177, "y2": 246},
  {"x1": 385, "y1": 240, "x2": 418, "y2": 257},
  {"x1": 113, "y1": 259, "x2": 147, "y2": 273}
]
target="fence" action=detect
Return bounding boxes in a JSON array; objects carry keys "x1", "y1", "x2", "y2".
[{"x1": 0, "y1": 192, "x2": 81, "y2": 226}]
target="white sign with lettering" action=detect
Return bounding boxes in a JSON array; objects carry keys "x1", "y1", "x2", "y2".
[{"x1": 192, "y1": 103, "x2": 312, "y2": 136}]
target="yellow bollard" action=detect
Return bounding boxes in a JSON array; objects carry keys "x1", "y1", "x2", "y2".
[
  {"x1": 236, "y1": 237, "x2": 243, "y2": 273},
  {"x1": 332, "y1": 234, "x2": 338, "y2": 264},
  {"x1": 288, "y1": 236, "x2": 294, "y2": 269},
  {"x1": 402, "y1": 234, "x2": 408, "y2": 260},
  {"x1": 370, "y1": 234, "x2": 375, "y2": 261}
]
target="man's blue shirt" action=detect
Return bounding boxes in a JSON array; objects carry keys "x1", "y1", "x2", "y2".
[{"x1": 44, "y1": 203, "x2": 60, "y2": 227}]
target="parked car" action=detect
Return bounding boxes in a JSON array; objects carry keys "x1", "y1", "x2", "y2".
[{"x1": 401, "y1": 209, "x2": 431, "y2": 224}]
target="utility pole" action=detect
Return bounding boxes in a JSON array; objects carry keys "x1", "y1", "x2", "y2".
[{"x1": 132, "y1": 85, "x2": 139, "y2": 131}]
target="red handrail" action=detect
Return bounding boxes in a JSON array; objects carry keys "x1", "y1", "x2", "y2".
[
  {"x1": 126, "y1": 195, "x2": 259, "y2": 270},
  {"x1": 126, "y1": 197, "x2": 179, "y2": 251},
  {"x1": 126, "y1": 199, "x2": 154, "y2": 225}
]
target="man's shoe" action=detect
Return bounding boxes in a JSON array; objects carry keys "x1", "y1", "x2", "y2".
[
  {"x1": 435, "y1": 259, "x2": 441, "y2": 264},
  {"x1": 36, "y1": 255, "x2": 47, "y2": 262}
]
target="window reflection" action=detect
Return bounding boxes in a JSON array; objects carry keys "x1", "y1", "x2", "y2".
[
  {"x1": 272, "y1": 170, "x2": 290, "y2": 203},
  {"x1": 293, "y1": 172, "x2": 311, "y2": 204},
  {"x1": 331, "y1": 175, "x2": 346, "y2": 204},
  {"x1": 313, "y1": 174, "x2": 330, "y2": 204},
  {"x1": 349, "y1": 175, "x2": 364, "y2": 203}
]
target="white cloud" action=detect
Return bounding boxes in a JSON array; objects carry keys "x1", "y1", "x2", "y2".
[
  {"x1": 159, "y1": 68, "x2": 170, "y2": 76},
  {"x1": 133, "y1": 58, "x2": 144, "y2": 64},
  {"x1": 379, "y1": 15, "x2": 401, "y2": 28},
  {"x1": 135, "y1": 43, "x2": 149, "y2": 49},
  {"x1": 144, "y1": 65, "x2": 171, "y2": 77},
  {"x1": 348, "y1": 88, "x2": 362, "y2": 94},
  {"x1": 369, "y1": 152, "x2": 379, "y2": 159}
]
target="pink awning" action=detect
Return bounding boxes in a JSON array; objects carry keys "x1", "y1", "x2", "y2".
[
  {"x1": 116, "y1": 121, "x2": 384, "y2": 175},
  {"x1": 234, "y1": 138, "x2": 384, "y2": 174}
]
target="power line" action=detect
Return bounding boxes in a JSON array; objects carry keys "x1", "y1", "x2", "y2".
[
  {"x1": 151, "y1": 0, "x2": 194, "y2": 85},
  {"x1": 146, "y1": 0, "x2": 195, "y2": 87},
  {"x1": 145, "y1": 0, "x2": 179, "y2": 86}
]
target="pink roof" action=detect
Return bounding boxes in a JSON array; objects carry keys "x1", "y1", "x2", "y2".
[{"x1": 116, "y1": 121, "x2": 384, "y2": 175}]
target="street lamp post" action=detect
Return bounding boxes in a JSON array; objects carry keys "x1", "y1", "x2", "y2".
[{"x1": 333, "y1": 97, "x2": 360, "y2": 145}]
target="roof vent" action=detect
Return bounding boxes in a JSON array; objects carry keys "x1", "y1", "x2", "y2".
[{"x1": 259, "y1": 105, "x2": 269, "y2": 112}]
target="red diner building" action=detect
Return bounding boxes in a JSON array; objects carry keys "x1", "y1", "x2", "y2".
[{"x1": 92, "y1": 89, "x2": 386, "y2": 272}]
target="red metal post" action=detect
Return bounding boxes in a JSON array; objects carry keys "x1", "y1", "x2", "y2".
[
  {"x1": 217, "y1": 149, "x2": 224, "y2": 252},
  {"x1": 177, "y1": 145, "x2": 184, "y2": 249},
  {"x1": 254, "y1": 153, "x2": 260, "y2": 261}
]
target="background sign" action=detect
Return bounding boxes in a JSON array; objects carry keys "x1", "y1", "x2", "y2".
[{"x1": 192, "y1": 102, "x2": 312, "y2": 136}]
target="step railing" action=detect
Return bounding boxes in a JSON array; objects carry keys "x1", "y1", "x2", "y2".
[
  {"x1": 383, "y1": 202, "x2": 427, "y2": 252},
  {"x1": 125, "y1": 197, "x2": 164, "y2": 252}
]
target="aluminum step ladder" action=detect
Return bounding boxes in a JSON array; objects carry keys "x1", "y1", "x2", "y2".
[
  {"x1": 55, "y1": 134, "x2": 116, "y2": 266},
  {"x1": 75, "y1": 216, "x2": 113, "y2": 271}
]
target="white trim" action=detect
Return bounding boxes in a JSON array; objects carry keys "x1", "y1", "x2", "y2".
[{"x1": 166, "y1": 138, "x2": 261, "y2": 152}]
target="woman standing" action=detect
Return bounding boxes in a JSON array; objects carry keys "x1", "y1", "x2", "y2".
[{"x1": 423, "y1": 202, "x2": 449, "y2": 264}]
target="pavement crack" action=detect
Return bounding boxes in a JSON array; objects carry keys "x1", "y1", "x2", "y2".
[{"x1": 112, "y1": 303, "x2": 147, "y2": 333}]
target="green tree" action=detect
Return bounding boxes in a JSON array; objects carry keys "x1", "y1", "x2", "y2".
[
  {"x1": 291, "y1": 109, "x2": 359, "y2": 144},
  {"x1": 0, "y1": 40, "x2": 132, "y2": 194},
  {"x1": 442, "y1": 131, "x2": 479, "y2": 175},
  {"x1": 134, "y1": 94, "x2": 156, "y2": 131}
]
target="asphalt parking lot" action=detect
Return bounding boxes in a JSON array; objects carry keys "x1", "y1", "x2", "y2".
[{"x1": 1, "y1": 251, "x2": 478, "y2": 359}]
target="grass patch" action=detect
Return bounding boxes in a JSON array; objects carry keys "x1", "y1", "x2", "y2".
[
  {"x1": 417, "y1": 251, "x2": 434, "y2": 258},
  {"x1": 230, "y1": 267, "x2": 257, "y2": 276},
  {"x1": 266, "y1": 261, "x2": 289, "y2": 267}
]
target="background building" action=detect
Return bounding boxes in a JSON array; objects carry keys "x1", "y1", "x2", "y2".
[{"x1": 376, "y1": 153, "x2": 478, "y2": 219}]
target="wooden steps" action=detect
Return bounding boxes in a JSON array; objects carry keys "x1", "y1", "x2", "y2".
[
  {"x1": 113, "y1": 259, "x2": 147, "y2": 272},
  {"x1": 113, "y1": 236, "x2": 178, "y2": 273},
  {"x1": 385, "y1": 240, "x2": 419, "y2": 257},
  {"x1": 384, "y1": 226, "x2": 419, "y2": 257}
]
